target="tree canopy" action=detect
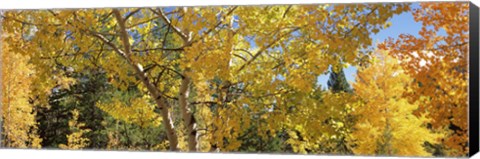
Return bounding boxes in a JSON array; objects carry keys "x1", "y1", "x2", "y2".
[{"x1": 0, "y1": 2, "x2": 470, "y2": 157}]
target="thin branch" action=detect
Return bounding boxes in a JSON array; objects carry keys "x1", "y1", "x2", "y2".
[
  {"x1": 154, "y1": 68, "x2": 166, "y2": 87},
  {"x1": 232, "y1": 53, "x2": 248, "y2": 62},
  {"x1": 124, "y1": 9, "x2": 142, "y2": 21},
  {"x1": 99, "y1": 11, "x2": 114, "y2": 23},
  {"x1": 90, "y1": 32, "x2": 127, "y2": 58},
  {"x1": 129, "y1": 9, "x2": 180, "y2": 29},
  {"x1": 93, "y1": 42, "x2": 106, "y2": 65},
  {"x1": 91, "y1": 30, "x2": 120, "y2": 37},
  {"x1": 152, "y1": 62, "x2": 185, "y2": 79},
  {"x1": 234, "y1": 48, "x2": 254, "y2": 57},
  {"x1": 188, "y1": 6, "x2": 238, "y2": 45},
  {"x1": 132, "y1": 47, "x2": 184, "y2": 52},
  {"x1": 190, "y1": 101, "x2": 217, "y2": 105},
  {"x1": 236, "y1": 27, "x2": 301, "y2": 73},
  {"x1": 142, "y1": 64, "x2": 157, "y2": 73},
  {"x1": 160, "y1": 16, "x2": 173, "y2": 56},
  {"x1": 149, "y1": 8, "x2": 189, "y2": 42},
  {"x1": 126, "y1": 16, "x2": 165, "y2": 29},
  {"x1": 343, "y1": 7, "x2": 378, "y2": 38},
  {"x1": 282, "y1": 5, "x2": 292, "y2": 19}
]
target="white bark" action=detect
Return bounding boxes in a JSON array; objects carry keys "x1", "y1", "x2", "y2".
[
  {"x1": 178, "y1": 76, "x2": 198, "y2": 151},
  {"x1": 112, "y1": 9, "x2": 180, "y2": 151},
  {"x1": 154, "y1": 8, "x2": 199, "y2": 151}
]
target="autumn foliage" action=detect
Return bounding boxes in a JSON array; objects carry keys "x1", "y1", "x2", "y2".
[
  {"x1": 0, "y1": 2, "x2": 471, "y2": 157},
  {"x1": 379, "y1": 2, "x2": 469, "y2": 156},
  {"x1": 351, "y1": 51, "x2": 440, "y2": 156}
]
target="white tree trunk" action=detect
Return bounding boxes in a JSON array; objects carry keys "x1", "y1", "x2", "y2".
[
  {"x1": 178, "y1": 76, "x2": 198, "y2": 151},
  {"x1": 112, "y1": 10, "x2": 180, "y2": 151}
]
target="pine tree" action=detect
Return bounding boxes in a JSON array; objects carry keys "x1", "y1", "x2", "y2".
[
  {"x1": 322, "y1": 65, "x2": 355, "y2": 154},
  {"x1": 327, "y1": 67, "x2": 352, "y2": 93}
]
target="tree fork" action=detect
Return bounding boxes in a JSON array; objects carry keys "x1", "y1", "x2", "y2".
[{"x1": 111, "y1": 9, "x2": 179, "y2": 151}]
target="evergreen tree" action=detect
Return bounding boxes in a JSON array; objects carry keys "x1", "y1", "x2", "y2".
[
  {"x1": 327, "y1": 67, "x2": 352, "y2": 93},
  {"x1": 36, "y1": 67, "x2": 111, "y2": 149},
  {"x1": 322, "y1": 66, "x2": 355, "y2": 155}
]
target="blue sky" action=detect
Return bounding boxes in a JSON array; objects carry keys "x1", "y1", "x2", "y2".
[{"x1": 316, "y1": 3, "x2": 424, "y2": 89}]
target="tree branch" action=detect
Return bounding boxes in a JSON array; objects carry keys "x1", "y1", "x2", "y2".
[
  {"x1": 149, "y1": 8, "x2": 189, "y2": 42},
  {"x1": 236, "y1": 27, "x2": 301, "y2": 73},
  {"x1": 343, "y1": 7, "x2": 378, "y2": 38},
  {"x1": 188, "y1": 7, "x2": 238, "y2": 46},
  {"x1": 124, "y1": 9, "x2": 142, "y2": 21},
  {"x1": 151, "y1": 62, "x2": 185, "y2": 79},
  {"x1": 234, "y1": 48, "x2": 254, "y2": 57},
  {"x1": 232, "y1": 53, "x2": 248, "y2": 62},
  {"x1": 132, "y1": 47, "x2": 184, "y2": 52},
  {"x1": 111, "y1": 9, "x2": 179, "y2": 151}
]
